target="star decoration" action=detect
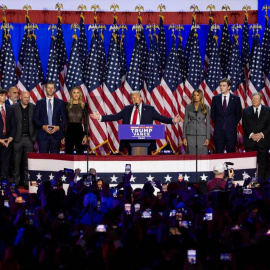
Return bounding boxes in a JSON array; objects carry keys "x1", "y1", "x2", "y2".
[
  {"x1": 146, "y1": 175, "x2": 154, "y2": 181},
  {"x1": 49, "y1": 173, "x2": 54, "y2": 181},
  {"x1": 110, "y1": 175, "x2": 118, "y2": 183},
  {"x1": 184, "y1": 174, "x2": 190, "y2": 182},
  {"x1": 242, "y1": 171, "x2": 251, "y2": 180},
  {"x1": 200, "y1": 173, "x2": 208, "y2": 181},
  {"x1": 36, "y1": 173, "x2": 42, "y2": 180},
  {"x1": 130, "y1": 175, "x2": 136, "y2": 182},
  {"x1": 164, "y1": 174, "x2": 172, "y2": 182},
  {"x1": 61, "y1": 175, "x2": 67, "y2": 182}
]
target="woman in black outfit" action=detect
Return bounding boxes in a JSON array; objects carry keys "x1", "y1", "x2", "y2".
[{"x1": 63, "y1": 87, "x2": 88, "y2": 154}]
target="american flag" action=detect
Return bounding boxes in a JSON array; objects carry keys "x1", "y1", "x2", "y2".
[
  {"x1": 103, "y1": 34, "x2": 124, "y2": 153},
  {"x1": 219, "y1": 15, "x2": 232, "y2": 78},
  {"x1": 122, "y1": 37, "x2": 143, "y2": 106},
  {"x1": 84, "y1": 33, "x2": 109, "y2": 154},
  {"x1": 46, "y1": 28, "x2": 63, "y2": 100},
  {"x1": 17, "y1": 35, "x2": 44, "y2": 104},
  {"x1": 184, "y1": 28, "x2": 204, "y2": 104},
  {"x1": 184, "y1": 17, "x2": 195, "y2": 70},
  {"x1": 241, "y1": 13, "x2": 250, "y2": 106},
  {"x1": 107, "y1": 16, "x2": 119, "y2": 65},
  {"x1": 78, "y1": 15, "x2": 88, "y2": 83},
  {"x1": 204, "y1": 16, "x2": 214, "y2": 77},
  {"x1": 261, "y1": 15, "x2": 270, "y2": 106},
  {"x1": 137, "y1": 18, "x2": 148, "y2": 73},
  {"x1": 177, "y1": 37, "x2": 187, "y2": 83},
  {"x1": 228, "y1": 35, "x2": 245, "y2": 147},
  {"x1": 161, "y1": 37, "x2": 183, "y2": 153},
  {"x1": 229, "y1": 35, "x2": 245, "y2": 109},
  {"x1": 17, "y1": 15, "x2": 30, "y2": 77},
  {"x1": 145, "y1": 35, "x2": 166, "y2": 152},
  {"x1": 55, "y1": 16, "x2": 69, "y2": 101},
  {"x1": 201, "y1": 34, "x2": 223, "y2": 107},
  {"x1": 1, "y1": 34, "x2": 17, "y2": 89},
  {"x1": 98, "y1": 34, "x2": 107, "y2": 85},
  {"x1": 248, "y1": 34, "x2": 266, "y2": 104},
  {"x1": 119, "y1": 31, "x2": 127, "y2": 83},
  {"x1": 0, "y1": 26, "x2": 8, "y2": 83},
  {"x1": 158, "y1": 15, "x2": 167, "y2": 72}
]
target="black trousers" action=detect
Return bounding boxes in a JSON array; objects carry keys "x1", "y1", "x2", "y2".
[
  {"x1": 13, "y1": 136, "x2": 34, "y2": 185},
  {"x1": 0, "y1": 136, "x2": 13, "y2": 178},
  {"x1": 65, "y1": 123, "x2": 84, "y2": 155},
  {"x1": 214, "y1": 129, "x2": 236, "y2": 153},
  {"x1": 245, "y1": 145, "x2": 269, "y2": 180}
]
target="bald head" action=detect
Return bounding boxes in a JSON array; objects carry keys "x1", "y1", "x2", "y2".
[
  {"x1": 8, "y1": 86, "x2": 19, "y2": 102},
  {"x1": 20, "y1": 91, "x2": 30, "y2": 107}
]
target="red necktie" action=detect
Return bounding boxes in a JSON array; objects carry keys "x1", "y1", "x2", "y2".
[
  {"x1": 1, "y1": 106, "x2": 6, "y2": 134},
  {"x1": 132, "y1": 107, "x2": 138, "y2": 124}
]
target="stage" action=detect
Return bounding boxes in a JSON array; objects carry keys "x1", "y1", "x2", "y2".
[{"x1": 28, "y1": 152, "x2": 257, "y2": 192}]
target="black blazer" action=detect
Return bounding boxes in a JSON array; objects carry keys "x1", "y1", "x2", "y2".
[
  {"x1": 211, "y1": 93, "x2": 242, "y2": 140},
  {"x1": 13, "y1": 103, "x2": 37, "y2": 143},
  {"x1": 102, "y1": 104, "x2": 174, "y2": 125},
  {"x1": 242, "y1": 105, "x2": 270, "y2": 148},
  {"x1": 0, "y1": 104, "x2": 16, "y2": 139}
]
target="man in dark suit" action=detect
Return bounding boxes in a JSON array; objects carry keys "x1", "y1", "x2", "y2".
[
  {"x1": 90, "y1": 91, "x2": 181, "y2": 153},
  {"x1": 5, "y1": 86, "x2": 19, "y2": 106},
  {"x1": 211, "y1": 78, "x2": 242, "y2": 153},
  {"x1": 33, "y1": 82, "x2": 67, "y2": 153},
  {"x1": 0, "y1": 89, "x2": 16, "y2": 178},
  {"x1": 242, "y1": 92, "x2": 270, "y2": 180},
  {"x1": 13, "y1": 91, "x2": 37, "y2": 187}
]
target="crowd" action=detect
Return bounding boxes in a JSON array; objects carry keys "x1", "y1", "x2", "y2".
[{"x1": 0, "y1": 165, "x2": 270, "y2": 270}]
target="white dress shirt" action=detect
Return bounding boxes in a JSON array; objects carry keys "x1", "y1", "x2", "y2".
[{"x1": 222, "y1": 93, "x2": 230, "y2": 107}]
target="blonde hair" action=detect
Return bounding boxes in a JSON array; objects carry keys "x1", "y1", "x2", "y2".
[
  {"x1": 191, "y1": 89, "x2": 207, "y2": 115},
  {"x1": 68, "y1": 87, "x2": 85, "y2": 109}
]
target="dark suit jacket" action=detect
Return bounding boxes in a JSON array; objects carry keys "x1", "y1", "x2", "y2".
[
  {"x1": 242, "y1": 105, "x2": 270, "y2": 148},
  {"x1": 211, "y1": 93, "x2": 242, "y2": 140},
  {"x1": 33, "y1": 97, "x2": 67, "y2": 140},
  {"x1": 102, "y1": 104, "x2": 174, "y2": 125},
  {"x1": 13, "y1": 103, "x2": 37, "y2": 143},
  {"x1": 0, "y1": 104, "x2": 16, "y2": 139},
  {"x1": 5, "y1": 99, "x2": 19, "y2": 106},
  {"x1": 102, "y1": 104, "x2": 174, "y2": 152}
]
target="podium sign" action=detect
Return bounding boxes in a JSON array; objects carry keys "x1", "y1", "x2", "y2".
[{"x1": 118, "y1": 124, "x2": 165, "y2": 140}]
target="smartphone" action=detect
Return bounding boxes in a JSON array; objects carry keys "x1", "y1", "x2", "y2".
[
  {"x1": 4, "y1": 200, "x2": 9, "y2": 208},
  {"x1": 124, "y1": 203, "x2": 131, "y2": 215},
  {"x1": 134, "y1": 203, "x2": 140, "y2": 212},
  {"x1": 243, "y1": 188, "x2": 252, "y2": 195},
  {"x1": 125, "y1": 164, "x2": 131, "y2": 174},
  {"x1": 112, "y1": 188, "x2": 118, "y2": 198},
  {"x1": 96, "y1": 224, "x2": 107, "y2": 232},
  {"x1": 170, "y1": 210, "x2": 176, "y2": 217},
  {"x1": 141, "y1": 209, "x2": 152, "y2": 218},
  {"x1": 178, "y1": 173, "x2": 184, "y2": 182},
  {"x1": 179, "y1": 221, "x2": 191, "y2": 228},
  {"x1": 203, "y1": 213, "x2": 213, "y2": 221},
  {"x1": 187, "y1": 250, "x2": 196, "y2": 264},
  {"x1": 176, "y1": 211, "x2": 182, "y2": 221},
  {"x1": 220, "y1": 253, "x2": 232, "y2": 261}
]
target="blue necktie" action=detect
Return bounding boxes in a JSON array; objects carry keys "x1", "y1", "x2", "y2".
[{"x1": 48, "y1": 99, "x2": 53, "y2": 126}]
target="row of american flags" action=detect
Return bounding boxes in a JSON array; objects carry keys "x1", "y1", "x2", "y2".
[{"x1": 0, "y1": 9, "x2": 270, "y2": 155}]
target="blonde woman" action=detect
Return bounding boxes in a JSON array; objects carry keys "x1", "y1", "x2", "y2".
[
  {"x1": 63, "y1": 87, "x2": 88, "y2": 154},
  {"x1": 183, "y1": 89, "x2": 210, "y2": 155}
]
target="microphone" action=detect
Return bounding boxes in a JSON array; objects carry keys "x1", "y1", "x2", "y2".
[{"x1": 135, "y1": 102, "x2": 141, "y2": 123}]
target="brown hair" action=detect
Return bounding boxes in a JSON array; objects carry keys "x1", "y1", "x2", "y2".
[
  {"x1": 191, "y1": 89, "x2": 207, "y2": 115},
  {"x1": 219, "y1": 78, "x2": 231, "y2": 87},
  {"x1": 68, "y1": 87, "x2": 85, "y2": 109}
]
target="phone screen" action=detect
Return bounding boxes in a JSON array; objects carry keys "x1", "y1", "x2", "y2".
[
  {"x1": 125, "y1": 164, "x2": 131, "y2": 174},
  {"x1": 124, "y1": 203, "x2": 131, "y2": 214},
  {"x1": 4, "y1": 200, "x2": 9, "y2": 208},
  {"x1": 220, "y1": 253, "x2": 232, "y2": 261},
  {"x1": 188, "y1": 250, "x2": 196, "y2": 264},
  {"x1": 178, "y1": 173, "x2": 184, "y2": 182},
  {"x1": 96, "y1": 224, "x2": 107, "y2": 232},
  {"x1": 203, "y1": 213, "x2": 213, "y2": 221}
]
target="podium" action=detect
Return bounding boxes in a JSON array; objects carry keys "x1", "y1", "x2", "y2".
[{"x1": 118, "y1": 124, "x2": 165, "y2": 155}]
